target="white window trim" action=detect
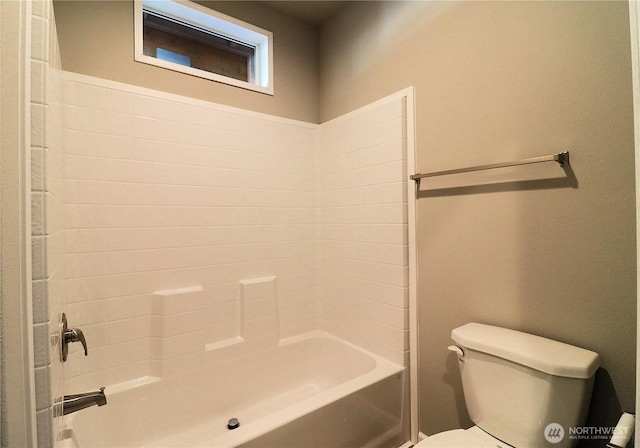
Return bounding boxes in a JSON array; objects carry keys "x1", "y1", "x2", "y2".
[{"x1": 134, "y1": 0, "x2": 274, "y2": 95}]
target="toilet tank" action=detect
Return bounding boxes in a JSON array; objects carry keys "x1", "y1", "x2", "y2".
[{"x1": 451, "y1": 323, "x2": 600, "y2": 448}]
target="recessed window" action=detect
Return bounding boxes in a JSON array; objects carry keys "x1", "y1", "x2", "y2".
[{"x1": 135, "y1": 0, "x2": 273, "y2": 95}]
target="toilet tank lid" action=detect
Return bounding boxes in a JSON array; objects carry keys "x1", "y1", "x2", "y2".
[{"x1": 451, "y1": 323, "x2": 600, "y2": 379}]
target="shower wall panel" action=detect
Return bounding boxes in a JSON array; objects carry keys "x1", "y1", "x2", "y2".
[
  {"x1": 62, "y1": 73, "x2": 317, "y2": 389},
  {"x1": 60, "y1": 73, "x2": 410, "y2": 389},
  {"x1": 30, "y1": 1, "x2": 66, "y2": 446},
  {"x1": 317, "y1": 96, "x2": 409, "y2": 366}
]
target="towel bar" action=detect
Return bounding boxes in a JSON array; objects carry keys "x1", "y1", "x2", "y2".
[{"x1": 410, "y1": 152, "x2": 569, "y2": 181}]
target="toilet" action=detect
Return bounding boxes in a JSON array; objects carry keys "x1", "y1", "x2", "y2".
[{"x1": 416, "y1": 323, "x2": 600, "y2": 448}]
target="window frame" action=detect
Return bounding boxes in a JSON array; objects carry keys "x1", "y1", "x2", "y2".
[{"x1": 134, "y1": 0, "x2": 274, "y2": 95}]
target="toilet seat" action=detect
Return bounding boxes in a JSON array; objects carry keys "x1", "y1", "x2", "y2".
[{"x1": 415, "y1": 426, "x2": 511, "y2": 448}]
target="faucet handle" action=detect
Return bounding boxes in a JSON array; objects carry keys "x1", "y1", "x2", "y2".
[
  {"x1": 61, "y1": 313, "x2": 88, "y2": 362},
  {"x1": 66, "y1": 327, "x2": 88, "y2": 356}
]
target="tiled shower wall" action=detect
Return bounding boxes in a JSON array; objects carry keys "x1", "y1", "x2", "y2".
[
  {"x1": 30, "y1": 1, "x2": 65, "y2": 447},
  {"x1": 62, "y1": 73, "x2": 318, "y2": 387},
  {"x1": 60, "y1": 74, "x2": 409, "y2": 389},
  {"x1": 318, "y1": 99, "x2": 408, "y2": 365}
]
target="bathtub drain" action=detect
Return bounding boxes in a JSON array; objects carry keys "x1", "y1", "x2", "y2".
[{"x1": 227, "y1": 418, "x2": 240, "y2": 430}]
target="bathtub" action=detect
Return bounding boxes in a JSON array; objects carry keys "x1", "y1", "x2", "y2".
[{"x1": 63, "y1": 332, "x2": 406, "y2": 448}]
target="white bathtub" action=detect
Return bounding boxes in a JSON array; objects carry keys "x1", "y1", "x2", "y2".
[{"x1": 63, "y1": 332, "x2": 406, "y2": 448}]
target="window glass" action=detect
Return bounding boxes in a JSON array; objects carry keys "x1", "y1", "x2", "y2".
[{"x1": 135, "y1": 0, "x2": 273, "y2": 94}]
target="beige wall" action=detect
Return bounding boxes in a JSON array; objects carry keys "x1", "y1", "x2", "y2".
[
  {"x1": 319, "y1": 0, "x2": 636, "y2": 440},
  {"x1": 52, "y1": 0, "x2": 319, "y2": 123}
]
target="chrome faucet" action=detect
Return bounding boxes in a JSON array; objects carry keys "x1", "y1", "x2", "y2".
[
  {"x1": 62, "y1": 387, "x2": 107, "y2": 415},
  {"x1": 61, "y1": 313, "x2": 88, "y2": 362}
]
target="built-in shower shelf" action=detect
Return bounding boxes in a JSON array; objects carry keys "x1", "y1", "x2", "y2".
[
  {"x1": 206, "y1": 336, "x2": 245, "y2": 352},
  {"x1": 106, "y1": 375, "x2": 161, "y2": 395}
]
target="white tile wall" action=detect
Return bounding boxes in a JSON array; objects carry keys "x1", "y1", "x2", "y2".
[
  {"x1": 30, "y1": 1, "x2": 66, "y2": 447},
  {"x1": 30, "y1": 69, "x2": 410, "y2": 448},
  {"x1": 59, "y1": 73, "x2": 410, "y2": 386},
  {"x1": 62, "y1": 73, "x2": 318, "y2": 390},
  {"x1": 318, "y1": 97, "x2": 409, "y2": 365}
]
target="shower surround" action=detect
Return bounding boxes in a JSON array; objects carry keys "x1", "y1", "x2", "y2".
[{"x1": 61, "y1": 72, "x2": 410, "y2": 393}]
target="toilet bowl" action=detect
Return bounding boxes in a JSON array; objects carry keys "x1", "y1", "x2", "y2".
[{"x1": 416, "y1": 323, "x2": 600, "y2": 448}]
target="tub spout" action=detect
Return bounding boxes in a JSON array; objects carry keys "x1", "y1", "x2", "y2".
[{"x1": 62, "y1": 387, "x2": 107, "y2": 415}]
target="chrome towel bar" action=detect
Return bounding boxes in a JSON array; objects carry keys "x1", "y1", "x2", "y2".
[{"x1": 410, "y1": 151, "x2": 569, "y2": 181}]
